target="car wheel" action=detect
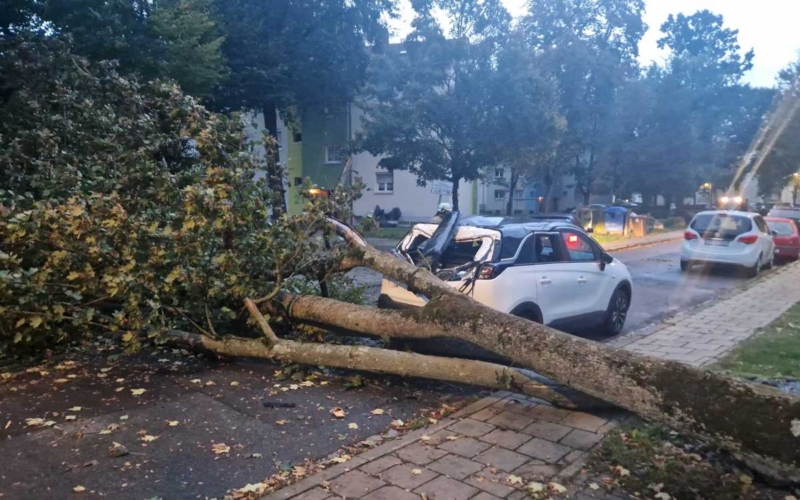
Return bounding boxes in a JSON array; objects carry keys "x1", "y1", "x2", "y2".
[
  {"x1": 680, "y1": 260, "x2": 690, "y2": 272},
  {"x1": 604, "y1": 288, "x2": 630, "y2": 335},
  {"x1": 764, "y1": 253, "x2": 774, "y2": 270},
  {"x1": 745, "y1": 254, "x2": 761, "y2": 278}
]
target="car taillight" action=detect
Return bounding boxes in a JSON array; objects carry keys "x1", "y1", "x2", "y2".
[
  {"x1": 738, "y1": 234, "x2": 758, "y2": 245},
  {"x1": 477, "y1": 264, "x2": 504, "y2": 280},
  {"x1": 684, "y1": 231, "x2": 698, "y2": 241}
]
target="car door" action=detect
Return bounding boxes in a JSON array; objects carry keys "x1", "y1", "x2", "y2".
[
  {"x1": 557, "y1": 229, "x2": 617, "y2": 322},
  {"x1": 753, "y1": 215, "x2": 775, "y2": 260},
  {"x1": 529, "y1": 232, "x2": 575, "y2": 325}
]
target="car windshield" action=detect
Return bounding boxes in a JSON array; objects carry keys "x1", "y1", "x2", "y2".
[
  {"x1": 690, "y1": 214, "x2": 752, "y2": 239},
  {"x1": 767, "y1": 221, "x2": 795, "y2": 235},
  {"x1": 439, "y1": 239, "x2": 487, "y2": 268}
]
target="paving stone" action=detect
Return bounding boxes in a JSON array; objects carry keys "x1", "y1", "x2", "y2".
[
  {"x1": 507, "y1": 491, "x2": 529, "y2": 500},
  {"x1": 363, "y1": 486, "x2": 422, "y2": 500},
  {"x1": 474, "y1": 446, "x2": 530, "y2": 472},
  {"x1": 380, "y1": 463, "x2": 439, "y2": 489},
  {"x1": 471, "y1": 406, "x2": 504, "y2": 422},
  {"x1": 493, "y1": 397, "x2": 536, "y2": 415},
  {"x1": 448, "y1": 418, "x2": 496, "y2": 437},
  {"x1": 516, "y1": 438, "x2": 572, "y2": 463},
  {"x1": 427, "y1": 454, "x2": 484, "y2": 480},
  {"x1": 559, "y1": 412, "x2": 608, "y2": 432},
  {"x1": 329, "y1": 470, "x2": 386, "y2": 499},
  {"x1": 292, "y1": 487, "x2": 332, "y2": 500},
  {"x1": 559, "y1": 429, "x2": 604, "y2": 451},
  {"x1": 437, "y1": 436, "x2": 492, "y2": 457},
  {"x1": 465, "y1": 466, "x2": 518, "y2": 497},
  {"x1": 487, "y1": 411, "x2": 535, "y2": 431},
  {"x1": 479, "y1": 429, "x2": 532, "y2": 450},
  {"x1": 425, "y1": 429, "x2": 461, "y2": 446},
  {"x1": 512, "y1": 462, "x2": 560, "y2": 481},
  {"x1": 472, "y1": 493, "x2": 503, "y2": 500},
  {"x1": 395, "y1": 443, "x2": 448, "y2": 465},
  {"x1": 560, "y1": 449, "x2": 586, "y2": 464},
  {"x1": 414, "y1": 475, "x2": 479, "y2": 500},
  {"x1": 521, "y1": 421, "x2": 573, "y2": 441},
  {"x1": 525, "y1": 405, "x2": 570, "y2": 423},
  {"x1": 360, "y1": 455, "x2": 404, "y2": 476}
]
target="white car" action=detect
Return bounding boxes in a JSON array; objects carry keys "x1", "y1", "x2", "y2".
[
  {"x1": 378, "y1": 214, "x2": 634, "y2": 335},
  {"x1": 681, "y1": 210, "x2": 775, "y2": 277}
]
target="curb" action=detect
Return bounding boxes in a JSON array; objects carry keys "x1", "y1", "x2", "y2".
[{"x1": 602, "y1": 231, "x2": 683, "y2": 253}]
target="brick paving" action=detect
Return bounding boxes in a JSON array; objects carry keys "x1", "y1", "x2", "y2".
[
  {"x1": 611, "y1": 261, "x2": 800, "y2": 366},
  {"x1": 263, "y1": 393, "x2": 629, "y2": 500},
  {"x1": 263, "y1": 260, "x2": 800, "y2": 500}
]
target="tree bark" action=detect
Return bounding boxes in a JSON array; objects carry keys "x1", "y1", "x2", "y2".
[
  {"x1": 451, "y1": 176, "x2": 460, "y2": 211},
  {"x1": 322, "y1": 244, "x2": 800, "y2": 483}
]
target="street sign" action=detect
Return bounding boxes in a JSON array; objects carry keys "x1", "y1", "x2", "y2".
[{"x1": 430, "y1": 180, "x2": 453, "y2": 196}]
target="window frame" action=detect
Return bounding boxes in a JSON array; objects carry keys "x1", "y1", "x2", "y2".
[
  {"x1": 376, "y1": 171, "x2": 394, "y2": 193},
  {"x1": 324, "y1": 144, "x2": 343, "y2": 164},
  {"x1": 494, "y1": 168, "x2": 504, "y2": 179},
  {"x1": 513, "y1": 232, "x2": 568, "y2": 265},
  {"x1": 494, "y1": 189, "x2": 507, "y2": 200}
]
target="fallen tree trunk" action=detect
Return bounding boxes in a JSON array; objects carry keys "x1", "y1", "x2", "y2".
[{"x1": 302, "y1": 243, "x2": 800, "y2": 482}]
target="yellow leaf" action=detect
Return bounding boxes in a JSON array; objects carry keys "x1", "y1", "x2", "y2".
[
  {"x1": 28, "y1": 316, "x2": 43, "y2": 329},
  {"x1": 548, "y1": 482, "x2": 567, "y2": 494},
  {"x1": 15, "y1": 318, "x2": 25, "y2": 328},
  {"x1": 507, "y1": 475, "x2": 523, "y2": 485},
  {"x1": 230, "y1": 381, "x2": 239, "y2": 387},
  {"x1": 428, "y1": 417, "x2": 438, "y2": 424},
  {"x1": 131, "y1": 388, "x2": 146, "y2": 396},
  {"x1": 54, "y1": 378, "x2": 70, "y2": 384},
  {"x1": 53, "y1": 304, "x2": 65, "y2": 315},
  {"x1": 212, "y1": 443, "x2": 230, "y2": 455},
  {"x1": 588, "y1": 483, "x2": 600, "y2": 491},
  {"x1": 371, "y1": 408, "x2": 385, "y2": 415},
  {"x1": 614, "y1": 465, "x2": 630, "y2": 477},
  {"x1": 527, "y1": 482, "x2": 544, "y2": 493},
  {"x1": 190, "y1": 379, "x2": 202, "y2": 384},
  {"x1": 167, "y1": 421, "x2": 179, "y2": 427},
  {"x1": 348, "y1": 423, "x2": 359, "y2": 430},
  {"x1": 275, "y1": 420, "x2": 288, "y2": 426},
  {"x1": 141, "y1": 435, "x2": 159, "y2": 442},
  {"x1": 73, "y1": 485, "x2": 86, "y2": 493},
  {"x1": 182, "y1": 219, "x2": 196, "y2": 231},
  {"x1": 65, "y1": 415, "x2": 77, "y2": 421},
  {"x1": 99, "y1": 430, "x2": 112, "y2": 435},
  {"x1": 68, "y1": 406, "x2": 82, "y2": 412},
  {"x1": 739, "y1": 475, "x2": 753, "y2": 485},
  {"x1": 292, "y1": 466, "x2": 306, "y2": 477},
  {"x1": 420, "y1": 435, "x2": 431, "y2": 442},
  {"x1": 411, "y1": 468, "x2": 423, "y2": 475},
  {"x1": 330, "y1": 455, "x2": 351, "y2": 464},
  {"x1": 330, "y1": 407, "x2": 346, "y2": 418},
  {"x1": 121, "y1": 332, "x2": 134, "y2": 342},
  {"x1": 66, "y1": 271, "x2": 81, "y2": 281}
]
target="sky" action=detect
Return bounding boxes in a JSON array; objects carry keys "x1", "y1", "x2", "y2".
[{"x1": 387, "y1": 0, "x2": 800, "y2": 88}]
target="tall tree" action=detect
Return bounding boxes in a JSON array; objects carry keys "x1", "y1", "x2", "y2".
[
  {"x1": 489, "y1": 32, "x2": 565, "y2": 215},
  {"x1": 751, "y1": 53, "x2": 800, "y2": 199},
  {"x1": 1, "y1": 0, "x2": 228, "y2": 97},
  {"x1": 358, "y1": 0, "x2": 511, "y2": 210},
  {"x1": 521, "y1": 0, "x2": 646, "y2": 207}
]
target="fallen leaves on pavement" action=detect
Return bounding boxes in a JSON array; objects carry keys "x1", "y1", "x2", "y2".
[
  {"x1": 212, "y1": 443, "x2": 231, "y2": 455},
  {"x1": 330, "y1": 407, "x2": 346, "y2": 418}
]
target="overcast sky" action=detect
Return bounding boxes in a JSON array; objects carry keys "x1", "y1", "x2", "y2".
[{"x1": 387, "y1": 0, "x2": 800, "y2": 88}]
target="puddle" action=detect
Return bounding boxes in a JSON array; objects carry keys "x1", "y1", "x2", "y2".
[{"x1": 761, "y1": 379, "x2": 800, "y2": 396}]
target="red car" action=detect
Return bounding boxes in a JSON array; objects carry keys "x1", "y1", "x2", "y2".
[{"x1": 765, "y1": 217, "x2": 800, "y2": 262}]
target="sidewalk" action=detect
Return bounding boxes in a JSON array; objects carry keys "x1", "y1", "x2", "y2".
[
  {"x1": 600, "y1": 230, "x2": 683, "y2": 252},
  {"x1": 269, "y1": 260, "x2": 800, "y2": 500},
  {"x1": 264, "y1": 393, "x2": 629, "y2": 500},
  {"x1": 611, "y1": 261, "x2": 800, "y2": 366}
]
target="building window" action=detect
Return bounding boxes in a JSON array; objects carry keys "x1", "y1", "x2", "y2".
[
  {"x1": 292, "y1": 131, "x2": 302, "y2": 143},
  {"x1": 494, "y1": 190, "x2": 507, "y2": 200},
  {"x1": 376, "y1": 171, "x2": 393, "y2": 193},
  {"x1": 494, "y1": 168, "x2": 504, "y2": 179},
  {"x1": 514, "y1": 190, "x2": 523, "y2": 199},
  {"x1": 325, "y1": 144, "x2": 343, "y2": 164}
]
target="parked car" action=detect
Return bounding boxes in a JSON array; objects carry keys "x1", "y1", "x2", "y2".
[
  {"x1": 765, "y1": 216, "x2": 800, "y2": 263},
  {"x1": 767, "y1": 206, "x2": 800, "y2": 230},
  {"x1": 681, "y1": 210, "x2": 775, "y2": 277},
  {"x1": 378, "y1": 212, "x2": 633, "y2": 335}
]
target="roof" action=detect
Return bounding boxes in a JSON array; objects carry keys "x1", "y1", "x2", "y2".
[
  {"x1": 694, "y1": 210, "x2": 757, "y2": 218},
  {"x1": 458, "y1": 215, "x2": 577, "y2": 238}
]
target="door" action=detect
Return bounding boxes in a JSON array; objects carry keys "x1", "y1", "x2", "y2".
[
  {"x1": 529, "y1": 233, "x2": 575, "y2": 325},
  {"x1": 556, "y1": 229, "x2": 616, "y2": 322},
  {"x1": 753, "y1": 215, "x2": 775, "y2": 262}
]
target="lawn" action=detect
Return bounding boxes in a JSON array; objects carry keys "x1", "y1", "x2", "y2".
[{"x1": 715, "y1": 301, "x2": 800, "y2": 379}]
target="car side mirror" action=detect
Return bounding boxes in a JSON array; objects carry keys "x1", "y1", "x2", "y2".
[
  {"x1": 599, "y1": 252, "x2": 613, "y2": 271},
  {"x1": 771, "y1": 230, "x2": 778, "y2": 236}
]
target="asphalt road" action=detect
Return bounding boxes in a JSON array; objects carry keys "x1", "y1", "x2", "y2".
[{"x1": 600, "y1": 239, "x2": 745, "y2": 338}]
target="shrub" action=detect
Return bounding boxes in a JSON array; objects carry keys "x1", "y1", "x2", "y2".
[{"x1": 0, "y1": 35, "x2": 345, "y2": 354}]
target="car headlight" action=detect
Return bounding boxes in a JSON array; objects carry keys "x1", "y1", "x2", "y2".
[
  {"x1": 733, "y1": 196, "x2": 743, "y2": 204},
  {"x1": 720, "y1": 196, "x2": 730, "y2": 204}
]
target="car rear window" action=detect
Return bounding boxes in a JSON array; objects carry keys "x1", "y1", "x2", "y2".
[
  {"x1": 767, "y1": 221, "x2": 795, "y2": 235},
  {"x1": 690, "y1": 214, "x2": 752, "y2": 238}
]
